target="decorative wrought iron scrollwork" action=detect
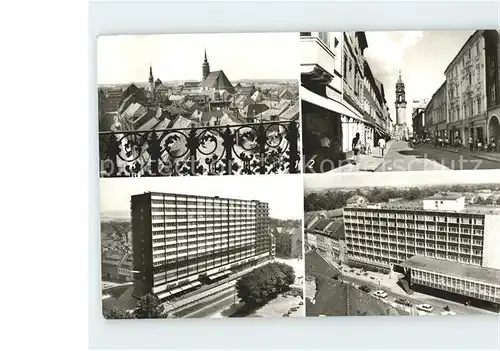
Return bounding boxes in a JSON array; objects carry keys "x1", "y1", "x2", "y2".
[{"x1": 99, "y1": 121, "x2": 301, "y2": 177}]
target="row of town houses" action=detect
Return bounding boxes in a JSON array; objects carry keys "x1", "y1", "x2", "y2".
[
  {"x1": 412, "y1": 30, "x2": 500, "y2": 147},
  {"x1": 300, "y1": 32, "x2": 394, "y2": 163}
]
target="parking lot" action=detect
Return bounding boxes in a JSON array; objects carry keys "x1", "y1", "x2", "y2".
[{"x1": 335, "y1": 261, "x2": 496, "y2": 316}]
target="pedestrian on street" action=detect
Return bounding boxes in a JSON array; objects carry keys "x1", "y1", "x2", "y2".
[
  {"x1": 378, "y1": 137, "x2": 386, "y2": 158},
  {"x1": 352, "y1": 133, "x2": 361, "y2": 165},
  {"x1": 468, "y1": 136, "x2": 473, "y2": 152},
  {"x1": 306, "y1": 134, "x2": 332, "y2": 173}
]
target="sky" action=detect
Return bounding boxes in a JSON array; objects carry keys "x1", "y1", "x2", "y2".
[
  {"x1": 305, "y1": 169, "x2": 500, "y2": 191},
  {"x1": 100, "y1": 175, "x2": 303, "y2": 220},
  {"x1": 364, "y1": 30, "x2": 474, "y2": 130},
  {"x1": 97, "y1": 32, "x2": 300, "y2": 85}
]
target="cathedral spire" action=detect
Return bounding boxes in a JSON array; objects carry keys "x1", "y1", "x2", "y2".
[
  {"x1": 202, "y1": 49, "x2": 210, "y2": 81},
  {"x1": 148, "y1": 63, "x2": 154, "y2": 83}
]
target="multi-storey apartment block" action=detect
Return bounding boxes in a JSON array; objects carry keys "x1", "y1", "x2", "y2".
[
  {"x1": 343, "y1": 194, "x2": 500, "y2": 305},
  {"x1": 131, "y1": 192, "x2": 272, "y2": 301}
]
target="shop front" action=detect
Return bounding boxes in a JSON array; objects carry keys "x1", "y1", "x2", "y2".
[
  {"x1": 301, "y1": 86, "x2": 367, "y2": 172},
  {"x1": 487, "y1": 108, "x2": 500, "y2": 143}
]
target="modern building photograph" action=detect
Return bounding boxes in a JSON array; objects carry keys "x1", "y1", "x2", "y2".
[
  {"x1": 97, "y1": 33, "x2": 301, "y2": 177},
  {"x1": 301, "y1": 30, "x2": 500, "y2": 174},
  {"x1": 304, "y1": 171, "x2": 500, "y2": 317},
  {"x1": 100, "y1": 175, "x2": 305, "y2": 319}
]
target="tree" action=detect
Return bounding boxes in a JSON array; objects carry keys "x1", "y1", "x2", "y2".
[
  {"x1": 133, "y1": 293, "x2": 169, "y2": 319},
  {"x1": 103, "y1": 306, "x2": 133, "y2": 319},
  {"x1": 236, "y1": 262, "x2": 296, "y2": 307}
]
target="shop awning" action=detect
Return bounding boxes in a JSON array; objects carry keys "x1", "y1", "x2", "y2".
[
  {"x1": 169, "y1": 287, "x2": 183, "y2": 295},
  {"x1": 300, "y1": 86, "x2": 365, "y2": 124},
  {"x1": 158, "y1": 291, "x2": 172, "y2": 300},
  {"x1": 207, "y1": 270, "x2": 231, "y2": 281}
]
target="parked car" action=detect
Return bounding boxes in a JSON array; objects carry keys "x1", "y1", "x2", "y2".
[
  {"x1": 395, "y1": 298, "x2": 412, "y2": 307},
  {"x1": 358, "y1": 285, "x2": 371, "y2": 293},
  {"x1": 282, "y1": 313, "x2": 290, "y2": 317},
  {"x1": 363, "y1": 272, "x2": 369, "y2": 276},
  {"x1": 373, "y1": 290, "x2": 388, "y2": 298},
  {"x1": 298, "y1": 301, "x2": 304, "y2": 306},
  {"x1": 356, "y1": 272, "x2": 361, "y2": 276},
  {"x1": 416, "y1": 304, "x2": 433, "y2": 313},
  {"x1": 440, "y1": 311, "x2": 457, "y2": 316},
  {"x1": 349, "y1": 269, "x2": 355, "y2": 273}
]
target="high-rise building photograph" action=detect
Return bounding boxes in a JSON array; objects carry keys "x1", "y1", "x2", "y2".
[
  {"x1": 301, "y1": 30, "x2": 500, "y2": 174},
  {"x1": 100, "y1": 175, "x2": 304, "y2": 319},
  {"x1": 303, "y1": 171, "x2": 500, "y2": 317},
  {"x1": 97, "y1": 32, "x2": 301, "y2": 177}
]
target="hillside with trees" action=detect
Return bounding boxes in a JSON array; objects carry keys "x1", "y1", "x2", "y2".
[{"x1": 304, "y1": 184, "x2": 500, "y2": 212}]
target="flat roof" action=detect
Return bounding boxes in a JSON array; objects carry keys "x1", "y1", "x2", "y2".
[
  {"x1": 402, "y1": 255, "x2": 500, "y2": 286},
  {"x1": 132, "y1": 192, "x2": 268, "y2": 205},
  {"x1": 345, "y1": 200, "x2": 500, "y2": 215},
  {"x1": 425, "y1": 194, "x2": 464, "y2": 201}
]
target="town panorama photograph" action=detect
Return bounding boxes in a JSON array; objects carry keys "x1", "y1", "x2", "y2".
[
  {"x1": 304, "y1": 172, "x2": 500, "y2": 317},
  {"x1": 301, "y1": 30, "x2": 500, "y2": 174},
  {"x1": 97, "y1": 33, "x2": 301, "y2": 177}
]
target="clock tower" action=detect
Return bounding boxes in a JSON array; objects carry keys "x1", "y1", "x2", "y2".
[{"x1": 394, "y1": 71, "x2": 408, "y2": 140}]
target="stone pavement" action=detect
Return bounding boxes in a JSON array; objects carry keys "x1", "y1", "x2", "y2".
[
  {"x1": 330, "y1": 140, "x2": 394, "y2": 173},
  {"x1": 429, "y1": 145, "x2": 500, "y2": 164}
]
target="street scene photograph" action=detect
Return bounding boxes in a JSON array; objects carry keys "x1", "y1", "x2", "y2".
[
  {"x1": 100, "y1": 175, "x2": 305, "y2": 319},
  {"x1": 98, "y1": 33, "x2": 301, "y2": 177},
  {"x1": 301, "y1": 30, "x2": 500, "y2": 174},
  {"x1": 304, "y1": 171, "x2": 500, "y2": 317}
]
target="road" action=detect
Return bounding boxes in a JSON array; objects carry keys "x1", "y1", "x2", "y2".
[
  {"x1": 338, "y1": 270, "x2": 495, "y2": 316},
  {"x1": 180, "y1": 290, "x2": 237, "y2": 318},
  {"x1": 376, "y1": 140, "x2": 500, "y2": 172}
]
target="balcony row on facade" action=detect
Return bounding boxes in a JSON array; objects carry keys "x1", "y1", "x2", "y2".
[
  {"x1": 152, "y1": 233, "x2": 257, "y2": 244},
  {"x1": 152, "y1": 240, "x2": 257, "y2": 255},
  {"x1": 343, "y1": 209, "x2": 485, "y2": 224},
  {"x1": 348, "y1": 250, "x2": 482, "y2": 268},
  {"x1": 345, "y1": 226, "x2": 485, "y2": 235},
  {"x1": 347, "y1": 243, "x2": 483, "y2": 259},
  {"x1": 345, "y1": 234, "x2": 483, "y2": 246}
]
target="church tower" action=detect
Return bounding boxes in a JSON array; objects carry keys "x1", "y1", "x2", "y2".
[
  {"x1": 202, "y1": 49, "x2": 210, "y2": 81},
  {"x1": 148, "y1": 64, "x2": 155, "y2": 101},
  {"x1": 395, "y1": 71, "x2": 407, "y2": 125},
  {"x1": 394, "y1": 71, "x2": 408, "y2": 139}
]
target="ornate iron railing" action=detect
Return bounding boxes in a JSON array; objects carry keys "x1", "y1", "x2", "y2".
[{"x1": 99, "y1": 120, "x2": 300, "y2": 177}]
